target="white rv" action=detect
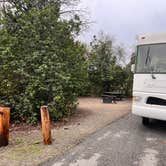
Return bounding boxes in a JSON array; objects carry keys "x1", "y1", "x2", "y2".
[{"x1": 132, "y1": 32, "x2": 166, "y2": 125}]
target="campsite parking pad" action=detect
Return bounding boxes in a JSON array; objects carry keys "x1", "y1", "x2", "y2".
[
  {"x1": 43, "y1": 114, "x2": 166, "y2": 166},
  {"x1": 0, "y1": 98, "x2": 131, "y2": 166}
]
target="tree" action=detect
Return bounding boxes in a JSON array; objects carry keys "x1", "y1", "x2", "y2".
[
  {"x1": 122, "y1": 53, "x2": 135, "y2": 96},
  {"x1": 0, "y1": 0, "x2": 88, "y2": 123},
  {"x1": 88, "y1": 32, "x2": 133, "y2": 96},
  {"x1": 88, "y1": 33, "x2": 119, "y2": 94}
]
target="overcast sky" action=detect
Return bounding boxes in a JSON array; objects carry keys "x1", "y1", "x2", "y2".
[{"x1": 79, "y1": 0, "x2": 166, "y2": 49}]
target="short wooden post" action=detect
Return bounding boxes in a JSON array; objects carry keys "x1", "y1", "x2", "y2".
[
  {"x1": 0, "y1": 107, "x2": 10, "y2": 147},
  {"x1": 40, "y1": 106, "x2": 52, "y2": 145}
]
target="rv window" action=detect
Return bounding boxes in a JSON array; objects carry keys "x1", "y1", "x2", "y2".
[{"x1": 136, "y1": 43, "x2": 166, "y2": 73}]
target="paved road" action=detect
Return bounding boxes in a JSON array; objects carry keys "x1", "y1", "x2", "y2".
[{"x1": 43, "y1": 114, "x2": 166, "y2": 166}]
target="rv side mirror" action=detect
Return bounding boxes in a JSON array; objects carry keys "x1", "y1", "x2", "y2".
[{"x1": 131, "y1": 64, "x2": 135, "y2": 73}]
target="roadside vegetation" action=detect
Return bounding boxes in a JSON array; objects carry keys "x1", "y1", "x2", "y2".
[
  {"x1": 0, "y1": 0, "x2": 133, "y2": 124},
  {"x1": 87, "y1": 33, "x2": 133, "y2": 96}
]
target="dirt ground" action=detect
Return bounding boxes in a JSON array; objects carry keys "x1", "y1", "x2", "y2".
[{"x1": 0, "y1": 97, "x2": 132, "y2": 166}]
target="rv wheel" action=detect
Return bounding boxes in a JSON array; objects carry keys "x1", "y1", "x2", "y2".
[{"x1": 142, "y1": 117, "x2": 150, "y2": 126}]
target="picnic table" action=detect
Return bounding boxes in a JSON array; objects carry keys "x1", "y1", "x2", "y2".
[
  {"x1": 103, "y1": 91, "x2": 123, "y2": 100},
  {"x1": 102, "y1": 91, "x2": 123, "y2": 103}
]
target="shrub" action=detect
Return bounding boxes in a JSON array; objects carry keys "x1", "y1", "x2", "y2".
[{"x1": 0, "y1": 0, "x2": 88, "y2": 123}]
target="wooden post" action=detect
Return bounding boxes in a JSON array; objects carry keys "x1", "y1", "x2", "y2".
[
  {"x1": 40, "y1": 106, "x2": 52, "y2": 145},
  {"x1": 0, "y1": 107, "x2": 10, "y2": 147}
]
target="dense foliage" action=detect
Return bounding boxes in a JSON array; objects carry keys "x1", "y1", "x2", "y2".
[
  {"x1": 0, "y1": 1, "x2": 133, "y2": 124},
  {"x1": 88, "y1": 34, "x2": 133, "y2": 96},
  {"x1": 0, "y1": 0, "x2": 88, "y2": 123}
]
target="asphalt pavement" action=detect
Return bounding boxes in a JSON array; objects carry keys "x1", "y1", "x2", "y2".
[{"x1": 42, "y1": 114, "x2": 166, "y2": 166}]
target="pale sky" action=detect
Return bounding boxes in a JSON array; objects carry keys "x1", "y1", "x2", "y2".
[{"x1": 79, "y1": 0, "x2": 166, "y2": 48}]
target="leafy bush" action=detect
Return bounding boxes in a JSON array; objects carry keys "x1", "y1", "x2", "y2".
[{"x1": 0, "y1": 0, "x2": 88, "y2": 123}]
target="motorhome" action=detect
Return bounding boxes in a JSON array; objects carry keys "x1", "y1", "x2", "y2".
[{"x1": 132, "y1": 32, "x2": 166, "y2": 125}]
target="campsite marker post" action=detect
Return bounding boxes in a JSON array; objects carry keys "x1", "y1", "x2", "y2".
[
  {"x1": 0, "y1": 107, "x2": 10, "y2": 147},
  {"x1": 40, "y1": 106, "x2": 52, "y2": 145}
]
